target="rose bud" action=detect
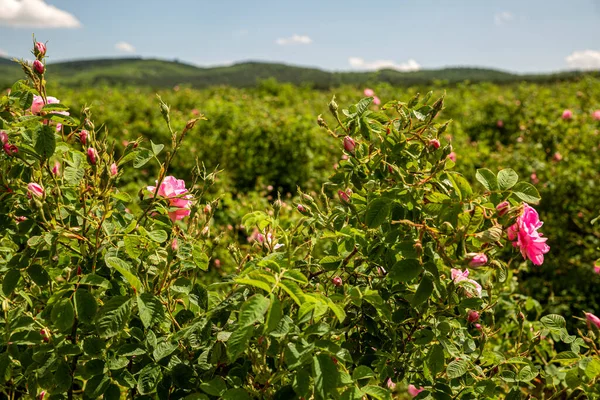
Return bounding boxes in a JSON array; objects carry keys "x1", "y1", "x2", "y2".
[
  {"x1": 171, "y1": 238, "x2": 178, "y2": 251},
  {"x1": 0, "y1": 131, "x2": 7, "y2": 145},
  {"x1": 496, "y1": 200, "x2": 510, "y2": 216},
  {"x1": 110, "y1": 162, "x2": 118, "y2": 176},
  {"x1": 448, "y1": 152, "x2": 457, "y2": 162},
  {"x1": 79, "y1": 130, "x2": 88, "y2": 145},
  {"x1": 338, "y1": 190, "x2": 351, "y2": 203},
  {"x1": 474, "y1": 323, "x2": 482, "y2": 331},
  {"x1": 52, "y1": 160, "x2": 60, "y2": 175},
  {"x1": 585, "y1": 312, "x2": 600, "y2": 329},
  {"x1": 343, "y1": 136, "x2": 356, "y2": 153},
  {"x1": 593, "y1": 110, "x2": 600, "y2": 121},
  {"x1": 468, "y1": 253, "x2": 488, "y2": 268},
  {"x1": 3, "y1": 143, "x2": 18, "y2": 156},
  {"x1": 203, "y1": 204, "x2": 212, "y2": 214},
  {"x1": 27, "y1": 183, "x2": 44, "y2": 198},
  {"x1": 35, "y1": 42, "x2": 47, "y2": 57},
  {"x1": 332, "y1": 276, "x2": 342, "y2": 287},
  {"x1": 429, "y1": 139, "x2": 440, "y2": 149},
  {"x1": 87, "y1": 147, "x2": 98, "y2": 165},
  {"x1": 214, "y1": 259, "x2": 221, "y2": 268},
  {"x1": 467, "y1": 310, "x2": 480, "y2": 323},
  {"x1": 33, "y1": 60, "x2": 45, "y2": 74},
  {"x1": 561, "y1": 109, "x2": 573, "y2": 120}
]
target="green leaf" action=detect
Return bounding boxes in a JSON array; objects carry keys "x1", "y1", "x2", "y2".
[
  {"x1": 278, "y1": 279, "x2": 305, "y2": 305},
  {"x1": 265, "y1": 295, "x2": 282, "y2": 334},
  {"x1": 41, "y1": 103, "x2": 69, "y2": 112},
  {"x1": 47, "y1": 113, "x2": 79, "y2": 126},
  {"x1": 511, "y1": 182, "x2": 541, "y2": 204},
  {"x1": 282, "y1": 270, "x2": 308, "y2": 285},
  {"x1": 33, "y1": 124, "x2": 56, "y2": 161},
  {"x1": 447, "y1": 358, "x2": 468, "y2": 379},
  {"x1": 389, "y1": 258, "x2": 422, "y2": 282},
  {"x1": 134, "y1": 149, "x2": 153, "y2": 168},
  {"x1": 199, "y1": 377, "x2": 227, "y2": 397},
  {"x1": 151, "y1": 140, "x2": 165, "y2": 155},
  {"x1": 137, "y1": 364, "x2": 162, "y2": 394},
  {"x1": 95, "y1": 296, "x2": 131, "y2": 338},
  {"x1": 227, "y1": 326, "x2": 253, "y2": 361},
  {"x1": 361, "y1": 386, "x2": 391, "y2": 400},
  {"x1": 2, "y1": 269, "x2": 21, "y2": 295},
  {"x1": 497, "y1": 169, "x2": 519, "y2": 191},
  {"x1": 476, "y1": 168, "x2": 498, "y2": 191},
  {"x1": 541, "y1": 314, "x2": 566, "y2": 332},
  {"x1": 352, "y1": 365, "x2": 375, "y2": 380},
  {"x1": 123, "y1": 235, "x2": 144, "y2": 259},
  {"x1": 52, "y1": 298, "x2": 75, "y2": 333},
  {"x1": 238, "y1": 294, "x2": 270, "y2": 327},
  {"x1": 365, "y1": 198, "x2": 391, "y2": 228},
  {"x1": 517, "y1": 365, "x2": 538, "y2": 382},
  {"x1": 326, "y1": 297, "x2": 346, "y2": 324},
  {"x1": 137, "y1": 293, "x2": 166, "y2": 329},
  {"x1": 79, "y1": 274, "x2": 111, "y2": 289},
  {"x1": 313, "y1": 354, "x2": 339, "y2": 400},
  {"x1": 427, "y1": 344, "x2": 445, "y2": 376},
  {"x1": 64, "y1": 166, "x2": 84, "y2": 185},
  {"x1": 85, "y1": 375, "x2": 111, "y2": 398},
  {"x1": 152, "y1": 341, "x2": 177, "y2": 361},
  {"x1": 551, "y1": 351, "x2": 580, "y2": 365},
  {"x1": 75, "y1": 289, "x2": 97, "y2": 324},
  {"x1": 449, "y1": 172, "x2": 473, "y2": 200},
  {"x1": 147, "y1": 230, "x2": 168, "y2": 243},
  {"x1": 105, "y1": 256, "x2": 142, "y2": 292},
  {"x1": 584, "y1": 358, "x2": 600, "y2": 379},
  {"x1": 104, "y1": 384, "x2": 121, "y2": 400},
  {"x1": 192, "y1": 244, "x2": 209, "y2": 271},
  {"x1": 27, "y1": 264, "x2": 49, "y2": 286},
  {"x1": 222, "y1": 388, "x2": 250, "y2": 400},
  {"x1": 411, "y1": 273, "x2": 434, "y2": 306},
  {"x1": 19, "y1": 91, "x2": 33, "y2": 109}
]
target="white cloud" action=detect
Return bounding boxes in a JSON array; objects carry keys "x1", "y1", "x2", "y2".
[
  {"x1": 275, "y1": 34, "x2": 312, "y2": 46},
  {"x1": 0, "y1": 0, "x2": 81, "y2": 28},
  {"x1": 115, "y1": 41, "x2": 136, "y2": 54},
  {"x1": 565, "y1": 50, "x2": 600, "y2": 70},
  {"x1": 348, "y1": 57, "x2": 421, "y2": 72},
  {"x1": 494, "y1": 11, "x2": 514, "y2": 26},
  {"x1": 0, "y1": 49, "x2": 6, "y2": 57}
]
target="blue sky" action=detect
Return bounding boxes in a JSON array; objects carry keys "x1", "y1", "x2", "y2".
[{"x1": 1, "y1": 0, "x2": 600, "y2": 73}]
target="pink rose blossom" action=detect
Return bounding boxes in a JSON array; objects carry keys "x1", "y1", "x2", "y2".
[
  {"x1": 468, "y1": 253, "x2": 488, "y2": 268},
  {"x1": 147, "y1": 176, "x2": 193, "y2": 222},
  {"x1": 507, "y1": 204, "x2": 550, "y2": 266},
  {"x1": 585, "y1": 312, "x2": 600, "y2": 329},
  {"x1": 372, "y1": 96, "x2": 381, "y2": 105},
  {"x1": 561, "y1": 109, "x2": 573, "y2": 120},
  {"x1": 407, "y1": 384, "x2": 424, "y2": 397},
  {"x1": 593, "y1": 110, "x2": 600, "y2": 121},
  {"x1": 31, "y1": 95, "x2": 60, "y2": 114},
  {"x1": 27, "y1": 183, "x2": 44, "y2": 198},
  {"x1": 0, "y1": 131, "x2": 7, "y2": 145},
  {"x1": 110, "y1": 162, "x2": 118, "y2": 176},
  {"x1": 451, "y1": 268, "x2": 482, "y2": 297},
  {"x1": 343, "y1": 136, "x2": 356, "y2": 152},
  {"x1": 363, "y1": 88, "x2": 375, "y2": 97},
  {"x1": 448, "y1": 152, "x2": 457, "y2": 162}
]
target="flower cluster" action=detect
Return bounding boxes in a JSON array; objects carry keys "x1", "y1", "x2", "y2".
[
  {"x1": 147, "y1": 176, "x2": 193, "y2": 222},
  {"x1": 507, "y1": 203, "x2": 550, "y2": 265}
]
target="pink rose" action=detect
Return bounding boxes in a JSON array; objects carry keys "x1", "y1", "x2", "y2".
[
  {"x1": 530, "y1": 173, "x2": 539, "y2": 185},
  {"x1": 147, "y1": 176, "x2": 193, "y2": 222},
  {"x1": 338, "y1": 189, "x2": 351, "y2": 203},
  {"x1": 497, "y1": 120, "x2": 504, "y2": 128},
  {"x1": 31, "y1": 95, "x2": 60, "y2": 114},
  {"x1": 363, "y1": 88, "x2": 375, "y2": 97},
  {"x1": 561, "y1": 109, "x2": 572, "y2": 120},
  {"x1": 372, "y1": 95, "x2": 381, "y2": 105},
  {"x1": 451, "y1": 268, "x2": 482, "y2": 297},
  {"x1": 385, "y1": 378, "x2": 396, "y2": 391},
  {"x1": 407, "y1": 384, "x2": 424, "y2": 397},
  {"x1": 27, "y1": 182, "x2": 44, "y2": 198},
  {"x1": 507, "y1": 204, "x2": 550, "y2": 266},
  {"x1": 448, "y1": 152, "x2": 457, "y2": 162}
]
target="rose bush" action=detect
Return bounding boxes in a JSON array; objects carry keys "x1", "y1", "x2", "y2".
[{"x1": 1, "y1": 42, "x2": 599, "y2": 399}]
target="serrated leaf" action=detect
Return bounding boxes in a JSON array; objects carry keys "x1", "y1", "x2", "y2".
[
  {"x1": 2, "y1": 269, "x2": 21, "y2": 295},
  {"x1": 541, "y1": 314, "x2": 566, "y2": 332},
  {"x1": 147, "y1": 230, "x2": 168, "y2": 243},
  {"x1": 227, "y1": 326, "x2": 253, "y2": 361},
  {"x1": 352, "y1": 365, "x2": 375, "y2": 380},
  {"x1": 238, "y1": 294, "x2": 270, "y2": 327},
  {"x1": 278, "y1": 279, "x2": 305, "y2": 306},
  {"x1": 365, "y1": 198, "x2": 391, "y2": 228},
  {"x1": 447, "y1": 358, "x2": 468, "y2": 379},
  {"x1": 497, "y1": 169, "x2": 518, "y2": 191},
  {"x1": 75, "y1": 289, "x2": 97, "y2": 324},
  {"x1": 33, "y1": 124, "x2": 55, "y2": 161},
  {"x1": 52, "y1": 298, "x2": 75, "y2": 333},
  {"x1": 105, "y1": 256, "x2": 142, "y2": 292},
  {"x1": 361, "y1": 386, "x2": 391, "y2": 400},
  {"x1": 427, "y1": 343, "x2": 445, "y2": 376},
  {"x1": 137, "y1": 293, "x2": 166, "y2": 329},
  {"x1": 551, "y1": 351, "x2": 580, "y2": 365},
  {"x1": 511, "y1": 182, "x2": 541, "y2": 204},
  {"x1": 47, "y1": 113, "x2": 79, "y2": 126},
  {"x1": 313, "y1": 354, "x2": 339, "y2": 399},
  {"x1": 137, "y1": 364, "x2": 162, "y2": 394},
  {"x1": 95, "y1": 296, "x2": 131, "y2": 338},
  {"x1": 134, "y1": 149, "x2": 153, "y2": 168}
]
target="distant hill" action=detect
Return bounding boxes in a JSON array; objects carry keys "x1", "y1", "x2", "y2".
[{"x1": 0, "y1": 56, "x2": 597, "y2": 90}]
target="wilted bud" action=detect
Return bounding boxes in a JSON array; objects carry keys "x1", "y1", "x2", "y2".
[
  {"x1": 328, "y1": 96, "x2": 338, "y2": 114},
  {"x1": 84, "y1": 119, "x2": 95, "y2": 131},
  {"x1": 201, "y1": 226, "x2": 210, "y2": 237},
  {"x1": 87, "y1": 147, "x2": 98, "y2": 165},
  {"x1": 343, "y1": 136, "x2": 356, "y2": 153},
  {"x1": 429, "y1": 139, "x2": 440, "y2": 149},
  {"x1": 33, "y1": 60, "x2": 45, "y2": 74},
  {"x1": 496, "y1": 201, "x2": 510, "y2": 216},
  {"x1": 185, "y1": 119, "x2": 197, "y2": 131},
  {"x1": 297, "y1": 204, "x2": 307, "y2": 213},
  {"x1": 110, "y1": 162, "x2": 118, "y2": 176},
  {"x1": 27, "y1": 182, "x2": 44, "y2": 198},
  {"x1": 317, "y1": 114, "x2": 328, "y2": 129},
  {"x1": 79, "y1": 130, "x2": 88, "y2": 145},
  {"x1": 467, "y1": 310, "x2": 480, "y2": 323},
  {"x1": 35, "y1": 42, "x2": 47, "y2": 57}
]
